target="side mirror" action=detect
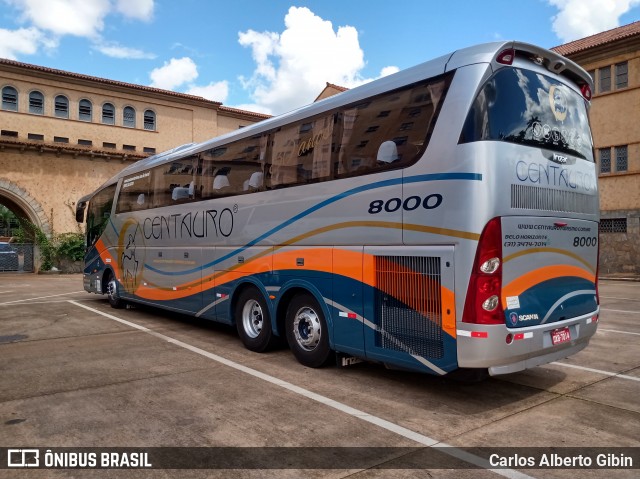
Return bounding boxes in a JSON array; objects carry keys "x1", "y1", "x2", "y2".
[{"x1": 75, "y1": 201, "x2": 87, "y2": 223}]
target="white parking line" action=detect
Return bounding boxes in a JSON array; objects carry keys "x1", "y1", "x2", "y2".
[
  {"x1": 600, "y1": 308, "x2": 640, "y2": 314},
  {"x1": 600, "y1": 296, "x2": 640, "y2": 302},
  {"x1": 551, "y1": 362, "x2": 640, "y2": 382},
  {"x1": 67, "y1": 300, "x2": 533, "y2": 479},
  {"x1": 598, "y1": 328, "x2": 640, "y2": 337},
  {"x1": 0, "y1": 291, "x2": 85, "y2": 306}
]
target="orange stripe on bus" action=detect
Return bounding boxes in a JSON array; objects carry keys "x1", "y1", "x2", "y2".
[
  {"x1": 503, "y1": 247, "x2": 596, "y2": 274},
  {"x1": 95, "y1": 239, "x2": 120, "y2": 277},
  {"x1": 123, "y1": 246, "x2": 455, "y2": 339},
  {"x1": 502, "y1": 265, "x2": 596, "y2": 307}
]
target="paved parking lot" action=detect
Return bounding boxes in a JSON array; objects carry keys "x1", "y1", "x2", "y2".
[{"x1": 0, "y1": 274, "x2": 638, "y2": 478}]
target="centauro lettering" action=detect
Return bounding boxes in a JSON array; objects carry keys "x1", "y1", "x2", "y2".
[
  {"x1": 143, "y1": 208, "x2": 234, "y2": 240},
  {"x1": 515, "y1": 160, "x2": 595, "y2": 192}
]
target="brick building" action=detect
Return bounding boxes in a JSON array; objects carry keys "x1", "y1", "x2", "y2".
[
  {"x1": 0, "y1": 59, "x2": 268, "y2": 240},
  {"x1": 553, "y1": 21, "x2": 640, "y2": 276}
]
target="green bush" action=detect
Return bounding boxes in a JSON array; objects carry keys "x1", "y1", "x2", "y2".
[
  {"x1": 56, "y1": 233, "x2": 85, "y2": 262},
  {"x1": 15, "y1": 220, "x2": 86, "y2": 270}
]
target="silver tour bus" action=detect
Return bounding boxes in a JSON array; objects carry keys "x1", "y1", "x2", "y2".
[{"x1": 76, "y1": 41, "x2": 599, "y2": 377}]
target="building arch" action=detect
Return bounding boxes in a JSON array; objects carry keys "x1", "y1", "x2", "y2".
[{"x1": 0, "y1": 178, "x2": 51, "y2": 237}]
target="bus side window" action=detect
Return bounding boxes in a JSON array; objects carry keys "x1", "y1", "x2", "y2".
[
  {"x1": 116, "y1": 171, "x2": 152, "y2": 213},
  {"x1": 336, "y1": 76, "x2": 448, "y2": 177},
  {"x1": 152, "y1": 155, "x2": 197, "y2": 208},
  {"x1": 199, "y1": 134, "x2": 267, "y2": 199},
  {"x1": 270, "y1": 113, "x2": 334, "y2": 188}
]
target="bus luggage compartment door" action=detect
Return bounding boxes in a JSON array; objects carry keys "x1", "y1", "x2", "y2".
[{"x1": 363, "y1": 246, "x2": 457, "y2": 374}]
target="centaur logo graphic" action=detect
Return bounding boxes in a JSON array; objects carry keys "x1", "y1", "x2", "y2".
[
  {"x1": 549, "y1": 85, "x2": 568, "y2": 122},
  {"x1": 8, "y1": 449, "x2": 39, "y2": 467},
  {"x1": 117, "y1": 218, "x2": 145, "y2": 294}
]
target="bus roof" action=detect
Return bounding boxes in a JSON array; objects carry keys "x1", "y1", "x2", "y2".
[{"x1": 82, "y1": 40, "x2": 591, "y2": 202}]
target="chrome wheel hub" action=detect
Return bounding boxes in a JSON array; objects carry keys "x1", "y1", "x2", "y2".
[
  {"x1": 293, "y1": 307, "x2": 321, "y2": 351},
  {"x1": 107, "y1": 278, "x2": 118, "y2": 301},
  {"x1": 242, "y1": 299, "x2": 263, "y2": 339}
]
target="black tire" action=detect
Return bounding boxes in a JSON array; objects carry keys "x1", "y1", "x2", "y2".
[
  {"x1": 235, "y1": 287, "x2": 276, "y2": 352},
  {"x1": 285, "y1": 293, "x2": 332, "y2": 368},
  {"x1": 105, "y1": 272, "x2": 125, "y2": 309}
]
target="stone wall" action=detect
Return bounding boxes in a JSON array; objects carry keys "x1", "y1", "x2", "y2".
[{"x1": 599, "y1": 210, "x2": 640, "y2": 275}]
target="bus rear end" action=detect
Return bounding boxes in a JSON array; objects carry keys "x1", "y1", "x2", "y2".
[{"x1": 457, "y1": 43, "x2": 599, "y2": 375}]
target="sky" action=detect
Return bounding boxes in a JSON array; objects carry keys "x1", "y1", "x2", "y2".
[{"x1": 0, "y1": 0, "x2": 639, "y2": 116}]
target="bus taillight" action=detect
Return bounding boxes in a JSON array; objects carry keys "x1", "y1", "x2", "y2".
[
  {"x1": 463, "y1": 217, "x2": 504, "y2": 325},
  {"x1": 581, "y1": 83, "x2": 592, "y2": 101},
  {"x1": 496, "y1": 48, "x2": 515, "y2": 65}
]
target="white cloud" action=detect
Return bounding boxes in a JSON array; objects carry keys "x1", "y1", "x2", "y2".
[
  {"x1": 0, "y1": 26, "x2": 56, "y2": 59},
  {"x1": 238, "y1": 6, "x2": 398, "y2": 115},
  {"x1": 94, "y1": 41, "x2": 155, "y2": 59},
  {"x1": 149, "y1": 57, "x2": 198, "y2": 89},
  {"x1": 148, "y1": 57, "x2": 228, "y2": 102},
  {"x1": 7, "y1": 0, "x2": 111, "y2": 38},
  {"x1": 379, "y1": 66, "x2": 400, "y2": 77},
  {"x1": 186, "y1": 81, "x2": 229, "y2": 102},
  {"x1": 3, "y1": 0, "x2": 156, "y2": 59},
  {"x1": 549, "y1": 0, "x2": 640, "y2": 43},
  {"x1": 114, "y1": 0, "x2": 154, "y2": 21}
]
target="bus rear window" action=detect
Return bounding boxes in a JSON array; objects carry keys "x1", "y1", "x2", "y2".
[{"x1": 460, "y1": 67, "x2": 593, "y2": 161}]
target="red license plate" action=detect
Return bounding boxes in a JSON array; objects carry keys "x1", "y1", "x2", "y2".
[{"x1": 551, "y1": 327, "x2": 571, "y2": 345}]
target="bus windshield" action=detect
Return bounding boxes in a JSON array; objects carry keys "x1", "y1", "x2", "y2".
[{"x1": 461, "y1": 67, "x2": 593, "y2": 161}]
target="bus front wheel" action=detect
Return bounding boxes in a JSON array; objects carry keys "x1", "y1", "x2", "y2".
[
  {"x1": 235, "y1": 287, "x2": 276, "y2": 353},
  {"x1": 285, "y1": 293, "x2": 332, "y2": 368},
  {"x1": 106, "y1": 273, "x2": 125, "y2": 309}
]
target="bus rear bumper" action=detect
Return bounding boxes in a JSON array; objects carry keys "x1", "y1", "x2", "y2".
[
  {"x1": 487, "y1": 340, "x2": 589, "y2": 376},
  {"x1": 456, "y1": 310, "x2": 599, "y2": 376}
]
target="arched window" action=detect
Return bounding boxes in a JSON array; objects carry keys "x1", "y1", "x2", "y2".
[
  {"x1": 54, "y1": 95, "x2": 69, "y2": 118},
  {"x1": 29, "y1": 91, "x2": 44, "y2": 114},
  {"x1": 79, "y1": 99, "x2": 92, "y2": 122},
  {"x1": 2, "y1": 86, "x2": 18, "y2": 111},
  {"x1": 123, "y1": 106, "x2": 136, "y2": 128},
  {"x1": 144, "y1": 109, "x2": 156, "y2": 131},
  {"x1": 102, "y1": 103, "x2": 115, "y2": 125}
]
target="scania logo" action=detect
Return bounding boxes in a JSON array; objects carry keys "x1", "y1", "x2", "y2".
[{"x1": 551, "y1": 153, "x2": 568, "y2": 164}]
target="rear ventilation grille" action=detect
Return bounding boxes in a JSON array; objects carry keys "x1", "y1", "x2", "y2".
[
  {"x1": 511, "y1": 184, "x2": 597, "y2": 214},
  {"x1": 374, "y1": 256, "x2": 443, "y2": 359}
]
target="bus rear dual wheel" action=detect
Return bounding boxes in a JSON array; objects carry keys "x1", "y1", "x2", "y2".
[
  {"x1": 235, "y1": 289, "x2": 332, "y2": 368},
  {"x1": 285, "y1": 293, "x2": 332, "y2": 368}
]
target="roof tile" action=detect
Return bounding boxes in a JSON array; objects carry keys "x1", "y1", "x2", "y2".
[
  {"x1": 0, "y1": 57, "x2": 220, "y2": 105},
  {"x1": 551, "y1": 21, "x2": 640, "y2": 56}
]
